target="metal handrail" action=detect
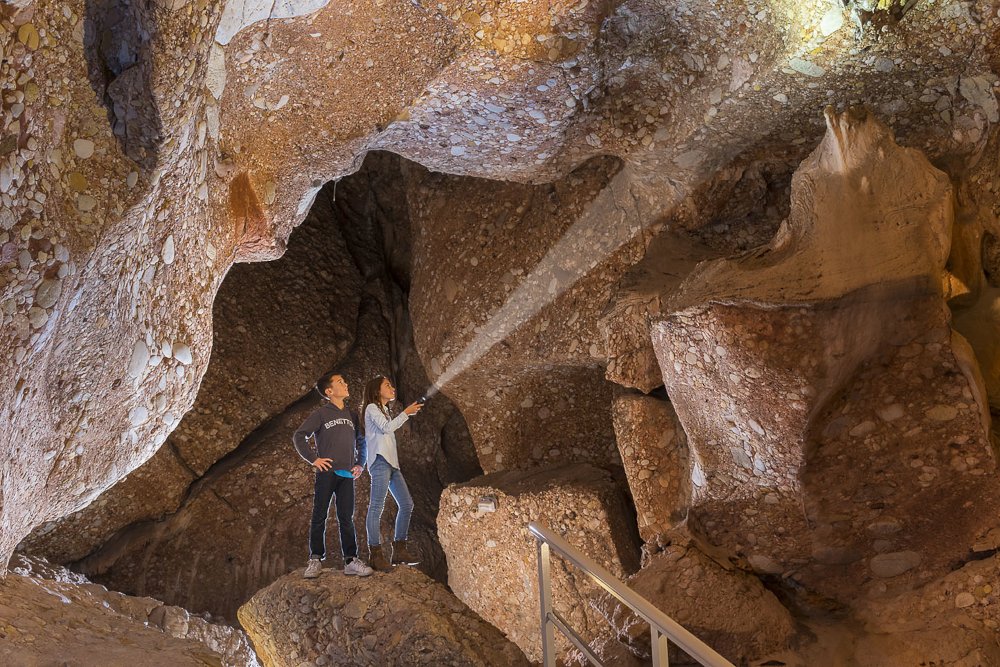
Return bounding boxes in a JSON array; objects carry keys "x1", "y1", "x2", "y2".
[{"x1": 528, "y1": 522, "x2": 735, "y2": 667}]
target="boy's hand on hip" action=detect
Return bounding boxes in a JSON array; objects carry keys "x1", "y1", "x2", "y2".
[
  {"x1": 312, "y1": 457, "x2": 333, "y2": 471},
  {"x1": 351, "y1": 465, "x2": 363, "y2": 479}
]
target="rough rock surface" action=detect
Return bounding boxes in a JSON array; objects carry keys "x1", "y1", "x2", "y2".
[
  {"x1": 2, "y1": 555, "x2": 259, "y2": 667},
  {"x1": 24, "y1": 160, "x2": 480, "y2": 622},
  {"x1": 651, "y1": 108, "x2": 997, "y2": 605},
  {"x1": 2, "y1": 0, "x2": 999, "y2": 574},
  {"x1": 611, "y1": 388, "x2": 689, "y2": 542},
  {"x1": 21, "y1": 186, "x2": 364, "y2": 564},
  {"x1": 238, "y1": 564, "x2": 530, "y2": 667},
  {"x1": 437, "y1": 463, "x2": 641, "y2": 661},
  {"x1": 587, "y1": 529, "x2": 796, "y2": 666},
  {"x1": 3, "y1": 0, "x2": 1000, "y2": 663},
  {"x1": 406, "y1": 157, "x2": 639, "y2": 474}
]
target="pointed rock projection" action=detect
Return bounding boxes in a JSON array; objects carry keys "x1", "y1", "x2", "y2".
[{"x1": 651, "y1": 107, "x2": 996, "y2": 603}]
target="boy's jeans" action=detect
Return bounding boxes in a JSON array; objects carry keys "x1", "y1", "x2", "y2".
[
  {"x1": 309, "y1": 470, "x2": 358, "y2": 561},
  {"x1": 366, "y1": 455, "x2": 414, "y2": 545}
]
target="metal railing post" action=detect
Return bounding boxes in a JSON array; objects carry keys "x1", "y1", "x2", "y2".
[
  {"x1": 652, "y1": 627, "x2": 670, "y2": 666},
  {"x1": 537, "y1": 539, "x2": 556, "y2": 667}
]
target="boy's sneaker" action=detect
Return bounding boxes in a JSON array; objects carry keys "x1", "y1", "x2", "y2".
[
  {"x1": 303, "y1": 558, "x2": 323, "y2": 579},
  {"x1": 344, "y1": 558, "x2": 374, "y2": 577}
]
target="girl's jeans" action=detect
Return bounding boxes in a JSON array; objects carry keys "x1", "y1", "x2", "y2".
[{"x1": 366, "y1": 455, "x2": 414, "y2": 545}]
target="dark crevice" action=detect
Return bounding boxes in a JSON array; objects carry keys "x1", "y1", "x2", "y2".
[
  {"x1": 949, "y1": 547, "x2": 1000, "y2": 571},
  {"x1": 84, "y1": 0, "x2": 164, "y2": 169},
  {"x1": 164, "y1": 439, "x2": 198, "y2": 481}
]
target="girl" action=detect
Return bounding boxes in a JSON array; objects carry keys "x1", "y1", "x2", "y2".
[{"x1": 361, "y1": 375, "x2": 422, "y2": 571}]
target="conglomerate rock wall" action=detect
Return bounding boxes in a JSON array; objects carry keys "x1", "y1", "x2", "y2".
[{"x1": 4, "y1": 0, "x2": 1000, "y2": 665}]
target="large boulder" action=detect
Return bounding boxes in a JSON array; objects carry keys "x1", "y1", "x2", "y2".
[
  {"x1": 650, "y1": 108, "x2": 997, "y2": 603},
  {"x1": 437, "y1": 463, "x2": 641, "y2": 661},
  {"x1": 238, "y1": 565, "x2": 529, "y2": 667},
  {"x1": 588, "y1": 529, "x2": 796, "y2": 666}
]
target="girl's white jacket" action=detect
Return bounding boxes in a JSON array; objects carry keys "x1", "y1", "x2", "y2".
[{"x1": 364, "y1": 403, "x2": 409, "y2": 470}]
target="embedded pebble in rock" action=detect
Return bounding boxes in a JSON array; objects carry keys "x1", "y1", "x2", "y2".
[
  {"x1": 820, "y1": 9, "x2": 845, "y2": 36},
  {"x1": 955, "y1": 592, "x2": 976, "y2": 608},
  {"x1": 870, "y1": 551, "x2": 922, "y2": 578},
  {"x1": 162, "y1": 236, "x2": 176, "y2": 265},
  {"x1": 877, "y1": 403, "x2": 905, "y2": 422},
  {"x1": 925, "y1": 404, "x2": 958, "y2": 421},
  {"x1": 35, "y1": 279, "x2": 62, "y2": 310},
  {"x1": 72, "y1": 139, "x2": 95, "y2": 159},
  {"x1": 127, "y1": 342, "x2": 150, "y2": 379},
  {"x1": 27, "y1": 307, "x2": 48, "y2": 329},
  {"x1": 173, "y1": 344, "x2": 193, "y2": 366},
  {"x1": 789, "y1": 58, "x2": 826, "y2": 78},
  {"x1": 129, "y1": 406, "x2": 149, "y2": 427}
]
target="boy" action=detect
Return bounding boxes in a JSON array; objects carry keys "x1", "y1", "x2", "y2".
[{"x1": 293, "y1": 371, "x2": 373, "y2": 578}]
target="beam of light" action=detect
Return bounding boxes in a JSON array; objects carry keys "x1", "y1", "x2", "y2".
[{"x1": 425, "y1": 165, "x2": 683, "y2": 399}]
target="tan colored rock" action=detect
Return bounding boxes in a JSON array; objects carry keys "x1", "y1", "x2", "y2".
[
  {"x1": 238, "y1": 565, "x2": 529, "y2": 667},
  {"x1": 407, "y1": 158, "x2": 640, "y2": 473},
  {"x1": 3, "y1": 555, "x2": 258, "y2": 667},
  {"x1": 650, "y1": 109, "x2": 995, "y2": 603},
  {"x1": 2, "y1": 0, "x2": 999, "y2": 573},
  {"x1": 588, "y1": 530, "x2": 795, "y2": 666},
  {"x1": 600, "y1": 233, "x2": 717, "y2": 394},
  {"x1": 611, "y1": 388, "x2": 688, "y2": 541},
  {"x1": 437, "y1": 463, "x2": 640, "y2": 661}
]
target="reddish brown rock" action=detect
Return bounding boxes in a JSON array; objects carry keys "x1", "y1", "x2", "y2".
[
  {"x1": 437, "y1": 463, "x2": 641, "y2": 662},
  {"x1": 650, "y1": 109, "x2": 996, "y2": 604},
  {"x1": 588, "y1": 529, "x2": 796, "y2": 666},
  {"x1": 611, "y1": 388, "x2": 689, "y2": 542},
  {"x1": 238, "y1": 564, "x2": 530, "y2": 667}
]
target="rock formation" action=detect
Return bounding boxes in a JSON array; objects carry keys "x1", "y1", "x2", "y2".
[
  {"x1": 238, "y1": 565, "x2": 530, "y2": 667},
  {"x1": 2, "y1": 554, "x2": 259, "y2": 667},
  {"x1": 3, "y1": 0, "x2": 1000, "y2": 665},
  {"x1": 437, "y1": 463, "x2": 640, "y2": 661},
  {"x1": 4, "y1": 0, "x2": 998, "y2": 569},
  {"x1": 652, "y1": 108, "x2": 997, "y2": 605},
  {"x1": 589, "y1": 529, "x2": 796, "y2": 666},
  {"x1": 20, "y1": 156, "x2": 480, "y2": 623}
]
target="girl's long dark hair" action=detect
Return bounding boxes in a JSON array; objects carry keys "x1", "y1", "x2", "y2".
[{"x1": 361, "y1": 375, "x2": 391, "y2": 425}]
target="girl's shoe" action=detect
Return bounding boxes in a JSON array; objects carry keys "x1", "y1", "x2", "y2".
[
  {"x1": 368, "y1": 543, "x2": 393, "y2": 572},
  {"x1": 391, "y1": 540, "x2": 419, "y2": 565}
]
